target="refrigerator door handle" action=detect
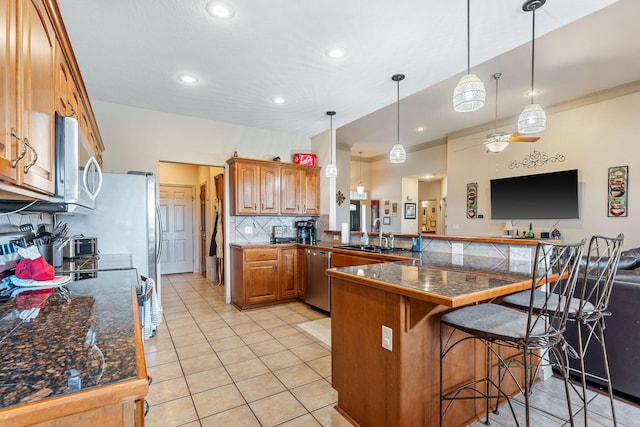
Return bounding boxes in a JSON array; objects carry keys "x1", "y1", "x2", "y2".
[
  {"x1": 83, "y1": 156, "x2": 103, "y2": 201},
  {"x1": 155, "y1": 201, "x2": 163, "y2": 260}
]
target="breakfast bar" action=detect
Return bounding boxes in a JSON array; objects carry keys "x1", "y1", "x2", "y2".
[{"x1": 327, "y1": 256, "x2": 535, "y2": 427}]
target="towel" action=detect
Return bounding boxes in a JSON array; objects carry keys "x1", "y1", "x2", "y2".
[{"x1": 142, "y1": 278, "x2": 162, "y2": 339}]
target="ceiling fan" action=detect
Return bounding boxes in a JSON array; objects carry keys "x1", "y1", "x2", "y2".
[{"x1": 482, "y1": 73, "x2": 539, "y2": 153}]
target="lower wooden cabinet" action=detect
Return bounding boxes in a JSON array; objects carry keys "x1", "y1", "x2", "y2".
[{"x1": 230, "y1": 245, "x2": 299, "y2": 310}]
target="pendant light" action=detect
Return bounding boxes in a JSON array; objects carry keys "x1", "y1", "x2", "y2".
[
  {"x1": 389, "y1": 74, "x2": 407, "y2": 164},
  {"x1": 518, "y1": 0, "x2": 546, "y2": 134},
  {"x1": 356, "y1": 151, "x2": 364, "y2": 194},
  {"x1": 325, "y1": 111, "x2": 337, "y2": 178},
  {"x1": 452, "y1": 0, "x2": 486, "y2": 113},
  {"x1": 484, "y1": 73, "x2": 510, "y2": 153}
]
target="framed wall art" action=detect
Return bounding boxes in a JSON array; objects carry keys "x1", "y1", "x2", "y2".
[
  {"x1": 467, "y1": 182, "x2": 477, "y2": 219},
  {"x1": 404, "y1": 203, "x2": 416, "y2": 219},
  {"x1": 383, "y1": 216, "x2": 391, "y2": 225},
  {"x1": 608, "y1": 166, "x2": 628, "y2": 217}
]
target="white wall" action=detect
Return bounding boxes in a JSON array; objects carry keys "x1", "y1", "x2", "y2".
[{"x1": 446, "y1": 91, "x2": 640, "y2": 249}]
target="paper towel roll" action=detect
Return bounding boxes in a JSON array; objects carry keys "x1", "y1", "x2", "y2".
[{"x1": 341, "y1": 223, "x2": 350, "y2": 244}]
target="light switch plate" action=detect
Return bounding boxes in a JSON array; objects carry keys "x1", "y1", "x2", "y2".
[{"x1": 382, "y1": 325, "x2": 393, "y2": 351}]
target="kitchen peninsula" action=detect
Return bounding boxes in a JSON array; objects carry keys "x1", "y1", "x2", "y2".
[
  {"x1": 0, "y1": 271, "x2": 148, "y2": 426},
  {"x1": 327, "y1": 255, "x2": 535, "y2": 427}
]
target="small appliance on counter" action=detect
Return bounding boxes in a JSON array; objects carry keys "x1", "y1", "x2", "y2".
[
  {"x1": 63, "y1": 235, "x2": 98, "y2": 259},
  {"x1": 296, "y1": 219, "x2": 317, "y2": 245},
  {"x1": 270, "y1": 225, "x2": 297, "y2": 244}
]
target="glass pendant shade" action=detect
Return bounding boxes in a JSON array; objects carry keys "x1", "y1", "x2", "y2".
[
  {"x1": 484, "y1": 137, "x2": 510, "y2": 153},
  {"x1": 453, "y1": 73, "x2": 486, "y2": 112},
  {"x1": 325, "y1": 162, "x2": 337, "y2": 178},
  {"x1": 389, "y1": 143, "x2": 406, "y2": 163},
  {"x1": 518, "y1": 103, "x2": 546, "y2": 134},
  {"x1": 357, "y1": 182, "x2": 364, "y2": 194}
]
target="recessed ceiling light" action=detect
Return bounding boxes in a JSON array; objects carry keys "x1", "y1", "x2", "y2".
[
  {"x1": 325, "y1": 47, "x2": 346, "y2": 59},
  {"x1": 178, "y1": 73, "x2": 199, "y2": 84},
  {"x1": 526, "y1": 89, "x2": 540, "y2": 97},
  {"x1": 417, "y1": 127, "x2": 424, "y2": 132},
  {"x1": 206, "y1": 1, "x2": 235, "y2": 19},
  {"x1": 273, "y1": 97, "x2": 285, "y2": 104}
]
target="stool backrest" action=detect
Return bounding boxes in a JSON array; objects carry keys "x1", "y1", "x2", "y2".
[
  {"x1": 578, "y1": 234, "x2": 624, "y2": 318},
  {"x1": 526, "y1": 241, "x2": 585, "y2": 346}
]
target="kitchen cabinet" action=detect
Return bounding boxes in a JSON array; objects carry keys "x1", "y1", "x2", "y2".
[
  {"x1": 296, "y1": 247, "x2": 306, "y2": 299},
  {"x1": 0, "y1": 0, "x2": 104, "y2": 198},
  {"x1": 230, "y1": 244, "x2": 299, "y2": 310},
  {"x1": 331, "y1": 252, "x2": 388, "y2": 268},
  {"x1": 228, "y1": 158, "x2": 320, "y2": 216}
]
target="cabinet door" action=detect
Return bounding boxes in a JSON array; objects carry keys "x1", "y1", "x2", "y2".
[
  {"x1": 20, "y1": 0, "x2": 55, "y2": 194},
  {"x1": 234, "y1": 162, "x2": 259, "y2": 214},
  {"x1": 280, "y1": 167, "x2": 301, "y2": 214},
  {"x1": 302, "y1": 167, "x2": 320, "y2": 215},
  {"x1": 260, "y1": 165, "x2": 279, "y2": 214},
  {"x1": 279, "y1": 248, "x2": 297, "y2": 299},
  {"x1": 296, "y1": 248, "x2": 306, "y2": 299},
  {"x1": 54, "y1": 40, "x2": 70, "y2": 115},
  {"x1": 246, "y1": 260, "x2": 278, "y2": 304},
  {"x1": 0, "y1": 0, "x2": 19, "y2": 183}
]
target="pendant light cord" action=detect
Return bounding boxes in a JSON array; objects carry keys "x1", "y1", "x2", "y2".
[
  {"x1": 494, "y1": 74, "x2": 499, "y2": 131},
  {"x1": 330, "y1": 114, "x2": 333, "y2": 163},
  {"x1": 396, "y1": 79, "x2": 400, "y2": 144},
  {"x1": 466, "y1": 0, "x2": 470, "y2": 74},
  {"x1": 359, "y1": 152, "x2": 362, "y2": 181},
  {"x1": 530, "y1": 7, "x2": 536, "y2": 104}
]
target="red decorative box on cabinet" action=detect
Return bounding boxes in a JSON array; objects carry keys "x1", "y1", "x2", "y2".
[{"x1": 293, "y1": 153, "x2": 317, "y2": 166}]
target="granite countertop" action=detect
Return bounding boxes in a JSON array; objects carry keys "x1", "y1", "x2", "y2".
[
  {"x1": 327, "y1": 254, "x2": 534, "y2": 307},
  {"x1": 0, "y1": 269, "x2": 141, "y2": 410}
]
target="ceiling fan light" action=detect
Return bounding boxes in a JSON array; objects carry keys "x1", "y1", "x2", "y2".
[
  {"x1": 389, "y1": 144, "x2": 407, "y2": 163},
  {"x1": 357, "y1": 182, "x2": 364, "y2": 194},
  {"x1": 453, "y1": 74, "x2": 486, "y2": 112},
  {"x1": 325, "y1": 163, "x2": 337, "y2": 178},
  {"x1": 518, "y1": 103, "x2": 546, "y2": 134},
  {"x1": 484, "y1": 139, "x2": 510, "y2": 153}
]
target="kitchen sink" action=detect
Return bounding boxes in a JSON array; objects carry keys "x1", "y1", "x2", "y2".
[{"x1": 337, "y1": 244, "x2": 412, "y2": 254}]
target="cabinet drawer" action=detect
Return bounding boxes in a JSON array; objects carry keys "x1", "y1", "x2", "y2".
[{"x1": 245, "y1": 248, "x2": 278, "y2": 261}]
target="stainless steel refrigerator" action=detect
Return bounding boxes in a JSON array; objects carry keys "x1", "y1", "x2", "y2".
[{"x1": 62, "y1": 172, "x2": 161, "y2": 293}]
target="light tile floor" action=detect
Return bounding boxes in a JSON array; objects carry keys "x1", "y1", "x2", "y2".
[{"x1": 144, "y1": 273, "x2": 640, "y2": 426}]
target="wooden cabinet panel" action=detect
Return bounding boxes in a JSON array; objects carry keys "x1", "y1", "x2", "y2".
[
  {"x1": 296, "y1": 248, "x2": 306, "y2": 299},
  {"x1": 279, "y1": 248, "x2": 297, "y2": 299},
  {"x1": 260, "y1": 164, "x2": 279, "y2": 214},
  {"x1": 20, "y1": 0, "x2": 55, "y2": 194},
  {"x1": 302, "y1": 167, "x2": 320, "y2": 215},
  {"x1": 245, "y1": 248, "x2": 277, "y2": 262},
  {"x1": 331, "y1": 252, "x2": 386, "y2": 268},
  {"x1": 0, "y1": 0, "x2": 19, "y2": 183},
  {"x1": 230, "y1": 161, "x2": 259, "y2": 214},
  {"x1": 245, "y1": 260, "x2": 278, "y2": 304},
  {"x1": 280, "y1": 167, "x2": 301, "y2": 214}
]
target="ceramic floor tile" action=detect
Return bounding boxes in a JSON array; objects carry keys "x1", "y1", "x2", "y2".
[
  {"x1": 246, "y1": 310, "x2": 277, "y2": 322},
  {"x1": 199, "y1": 404, "x2": 261, "y2": 427},
  {"x1": 311, "y1": 403, "x2": 353, "y2": 427},
  {"x1": 249, "y1": 391, "x2": 308, "y2": 426},
  {"x1": 586, "y1": 394, "x2": 640, "y2": 427},
  {"x1": 204, "y1": 326, "x2": 237, "y2": 341},
  {"x1": 291, "y1": 378, "x2": 338, "y2": 412},
  {"x1": 176, "y1": 342, "x2": 215, "y2": 360},
  {"x1": 144, "y1": 348, "x2": 178, "y2": 367},
  {"x1": 278, "y1": 413, "x2": 322, "y2": 427},
  {"x1": 248, "y1": 338, "x2": 287, "y2": 357},
  {"x1": 185, "y1": 366, "x2": 233, "y2": 394},
  {"x1": 259, "y1": 317, "x2": 288, "y2": 330},
  {"x1": 171, "y1": 331, "x2": 207, "y2": 348},
  {"x1": 235, "y1": 372, "x2": 287, "y2": 402},
  {"x1": 162, "y1": 310, "x2": 193, "y2": 321},
  {"x1": 166, "y1": 316, "x2": 197, "y2": 329},
  {"x1": 196, "y1": 319, "x2": 227, "y2": 331},
  {"x1": 168, "y1": 323, "x2": 201, "y2": 338},
  {"x1": 268, "y1": 324, "x2": 300, "y2": 339},
  {"x1": 209, "y1": 334, "x2": 245, "y2": 352},
  {"x1": 217, "y1": 345, "x2": 257, "y2": 366},
  {"x1": 146, "y1": 360, "x2": 184, "y2": 383},
  {"x1": 146, "y1": 376, "x2": 190, "y2": 406},
  {"x1": 192, "y1": 383, "x2": 247, "y2": 419},
  {"x1": 306, "y1": 355, "x2": 332, "y2": 378},
  {"x1": 277, "y1": 332, "x2": 313, "y2": 349},
  {"x1": 274, "y1": 363, "x2": 322, "y2": 389},
  {"x1": 239, "y1": 329, "x2": 274, "y2": 345},
  {"x1": 290, "y1": 343, "x2": 331, "y2": 362},
  {"x1": 225, "y1": 357, "x2": 270, "y2": 382},
  {"x1": 260, "y1": 350, "x2": 304, "y2": 371},
  {"x1": 144, "y1": 396, "x2": 198, "y2": 427},
  {"x1": 231, "y1": 321, "x2": 263, "y2": 335},
  {"x1": 143, "y1": 338, "x2": 176, "y2": 354},
  {"x1": 180, "y1": 353, "x2": 222, "y2": 375}
]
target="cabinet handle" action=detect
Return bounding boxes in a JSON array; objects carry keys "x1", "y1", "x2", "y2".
[
  {"x1": 254, "y1": 203, "x2": 257, "y2": 210},
  {"x1": 67, "y1": 100, "x2": 77, "y2": 118},
  {"x1": 23, "y1": 139, "x2": 38, "y2": 173},
  {"x1": 10, "y1": 129, "x2": 28, "y2": 168},
  {"x1": 304, "y1": 204, "x2": 307, "y2": 212},
  {"x1": 262, "y1": 203, "x2": 264, "y2": 211}
]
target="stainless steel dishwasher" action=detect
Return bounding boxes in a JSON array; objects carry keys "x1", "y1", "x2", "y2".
[{"x1": 305, "y1": 249, "x2": 332, "y2": 312}]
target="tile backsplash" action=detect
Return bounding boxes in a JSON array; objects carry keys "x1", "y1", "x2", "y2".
[{"x1": 228, "y1": 215, "x2": 319, "y2": 244}]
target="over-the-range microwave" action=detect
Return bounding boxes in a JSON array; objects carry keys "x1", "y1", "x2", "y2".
[{"x1": 0, "y1": 115, "x2": 103, "y2": 214}]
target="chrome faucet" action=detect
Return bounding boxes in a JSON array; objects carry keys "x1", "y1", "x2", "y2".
[{"x1": 373, "y1": 218, "x2": 383, "y2": 247}]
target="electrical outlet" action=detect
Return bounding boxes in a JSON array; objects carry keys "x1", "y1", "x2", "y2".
[
  {"x1": 382, "y1": 325, "x2": 393, "y2": 351},
  {"x1": 244, "y1": 225, "x2": 253, "y2": 234}
]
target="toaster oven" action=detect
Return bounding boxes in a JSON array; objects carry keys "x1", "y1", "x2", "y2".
[{"x1": 63, "y1": 236, "x2": 98, "y2": 258}]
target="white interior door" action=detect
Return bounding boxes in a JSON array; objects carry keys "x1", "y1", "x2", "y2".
[{"x1": 159, "y1": 185, "x2": 194, "y2": 274}]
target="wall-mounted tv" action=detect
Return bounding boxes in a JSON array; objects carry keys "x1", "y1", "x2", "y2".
[{"x1": 490, "y1": 169, "x2": 579, "y2": 220}]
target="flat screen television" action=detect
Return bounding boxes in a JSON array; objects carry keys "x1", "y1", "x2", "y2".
[{"x1": 490, "y1": 169, "x2": 579, "y2": 220}]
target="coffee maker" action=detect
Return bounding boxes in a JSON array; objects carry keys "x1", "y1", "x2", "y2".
[{"x1": 296, "y1": 219, "x2": 317, "y2": 244}]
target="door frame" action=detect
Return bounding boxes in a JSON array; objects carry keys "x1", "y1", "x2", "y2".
[{"x1": 159, "y1": 183, "x2": 197, "y2": 274}]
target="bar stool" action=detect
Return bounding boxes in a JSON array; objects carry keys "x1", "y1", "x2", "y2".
[
  {"x1": 439, "y1": 240, "x2": 585, "y2": 427},
  {"x1": 503, "y1": 234, "x2": 624, "y2": 425}
]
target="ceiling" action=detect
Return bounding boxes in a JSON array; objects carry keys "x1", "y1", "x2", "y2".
[{"x1": 57, "y1": 0, "x2": 637, "y2": 159}]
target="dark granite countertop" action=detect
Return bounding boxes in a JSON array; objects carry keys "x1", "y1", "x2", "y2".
[
  {"x1": 327, "y1": 254, "x2": 534, "y2": 307},
  {"x1": 0, "y1": 269, "x2": 140, "y2": 410}
]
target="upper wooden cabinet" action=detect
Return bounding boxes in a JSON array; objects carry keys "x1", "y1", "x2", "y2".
[
  {"x1": 228, "y1": 158, "x2": 321, "y2": 216},
  {"x1": 0, "y1": 0, "x2": 104, "y2": 197}
]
